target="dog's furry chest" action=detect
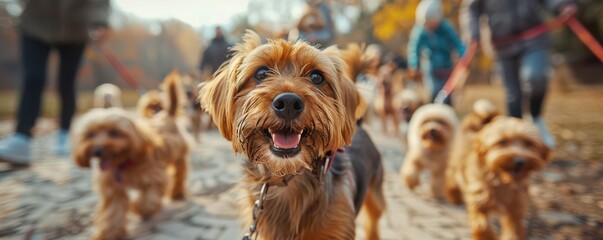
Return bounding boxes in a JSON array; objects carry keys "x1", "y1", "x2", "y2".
[{"x1": 241, "y1": 161, "x2": 357, "y2": 239}]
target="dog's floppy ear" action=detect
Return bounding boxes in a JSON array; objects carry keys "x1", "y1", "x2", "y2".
[
  {"x1": 322, "y1": 46, "x2": 365, "y2": 145},
  {"x1": 199, "y1": 30, "x2": 261, "y2": 141}
]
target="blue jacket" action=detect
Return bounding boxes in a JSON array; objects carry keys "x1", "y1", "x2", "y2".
[{"x1": 407, "y1": 20, "x2": 465, "y2": 72}]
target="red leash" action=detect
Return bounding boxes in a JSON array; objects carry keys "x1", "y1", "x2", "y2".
[
  {"x1": 566, "y1": 17, "x2": 603, "y2": 63},
  {"x1": 93, "y1": 42, "x2": 146, "y2": 94},
  {"x1": 434, "y1": 16, "x2": 603, "y2": 103}
]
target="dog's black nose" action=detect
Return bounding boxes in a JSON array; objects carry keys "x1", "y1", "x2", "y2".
[
  {"x1": 513, "y1": 158, "x2": 525, "y2": 171},
  {"x1": 93, "y1": 147, "x2": 103, "y2": 157},
  {"x1": 272, "y1": 93, "x2": 304, "y2": 120}
]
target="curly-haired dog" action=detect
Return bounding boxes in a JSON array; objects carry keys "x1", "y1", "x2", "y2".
[
  {"x1": 93, "y1": 83, "x2": 122, "y2": 108},
  {"x1": 72, "y1": 72, "x2": 191, "y2": 240},
  {"x1": 446, "y1": 99, "x2": 499, "y2": 204},
  {"x1": 448, "y1": 117, "x2": 551, "y2": 240},
  {"x1": 401, "y1": 103, "x2": 459, "y2": 199},
  {"x1": 200, "y1": 31, "x2": 385, "y2": 239}
]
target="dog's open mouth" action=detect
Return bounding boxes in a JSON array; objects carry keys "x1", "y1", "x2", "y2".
[{"x1": 265, "y1": 128, "x2": 303, "y2": 158}]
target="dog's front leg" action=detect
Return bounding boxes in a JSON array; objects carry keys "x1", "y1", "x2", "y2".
[
  {"x1": 401, "y1": 151, "x2": 422, "y2": 190},
  {"x1": 467, "y1": 205, "x2": 496, "y2": 240},
  {"x1": 500, "y1": 196, "x2": 527, "y2": 240},
  {"x1": 134, "y1": 176, "x2": 167, "y2": 220},
  {"x1": 92, "y1": 178, "x2": 129, "y2": 240}
]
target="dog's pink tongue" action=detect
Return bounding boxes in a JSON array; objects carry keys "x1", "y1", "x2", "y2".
[{"x1": 272, "y1": 133, "x2": 301, "y2": 149}]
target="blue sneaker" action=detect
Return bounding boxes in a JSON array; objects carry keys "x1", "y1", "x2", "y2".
[
  {"x1": 0, "y1": 133, "x2": 32, "y2": 166},
  {"x1": 54, "y1": 130, "x2": 70, "y2": 155},
  {"x1": 534, "y1": 117, "x2": 556, "y2": 149}
]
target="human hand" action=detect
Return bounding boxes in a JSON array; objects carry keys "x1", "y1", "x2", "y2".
[
  {"x1": 560, "y1": 4, "x2": 578, "y2": 17},
  {"x1": 89, "y1": 27, "x2": 111, "y2": 43}
]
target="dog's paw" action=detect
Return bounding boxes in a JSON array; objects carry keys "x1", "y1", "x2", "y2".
[
  {"x1": 402, "y1": 174, "x2": 419, "y2": 190},
  {"x1": 446, "y1": 187, "x2": 464, "y2": 205}
]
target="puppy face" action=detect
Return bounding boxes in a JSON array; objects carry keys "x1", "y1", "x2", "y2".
[
  {"x1": 200, "y1": 31, "x2": 363, "y2": 177},
  {"x1": 419, "y1": 118, "x2": 454, "y2": 149},
  {"x1": 477, "y1": 117, "x2": 551, "y2": 184},
  {"x1": 72, "y1": 108, "x2": 159, "y2": 170}
]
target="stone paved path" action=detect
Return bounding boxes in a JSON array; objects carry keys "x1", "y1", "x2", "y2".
[{"x1": 0, "y1": 123, "x2": 471, "y2": 240}]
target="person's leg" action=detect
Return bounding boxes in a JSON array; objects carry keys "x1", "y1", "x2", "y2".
[
  {"x1": 16, "y1": 34, "x2": 52, "y2": 137},
  {"x1": 520, "y1": 48, "x2": 555, "y2": 148},
  {"x1": 497, "y1": 56, "x2": 522, "y2": 118},
  {"x1": 57, "y1": 43, "x2": 86, "y2": 132},
  {"x1": 54, "y1": 42, "x2": 86, "y2": 154},
  {"x1": 519, "y1": 48, "x2": 549, "y2": 119},
  {"x1": 0, "y1": 34, "x2": 51, "y2": 165}
]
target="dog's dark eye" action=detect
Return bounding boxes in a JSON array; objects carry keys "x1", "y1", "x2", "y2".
[
  {"x1": 309, "y1": 71, "x2": 324, "y2": 85},
  {"x1": 108, "y1": 129, "x2": 120, "y2": 138},
  {"x1": 253, "y1": 67, "x2": 270, "y2": 83},
  {"x1": 86, "y1": 132, "x2": 95, "y2": 139},
  {"x1": 498, "y1": 139, "x2": 509, "y2": 147}
]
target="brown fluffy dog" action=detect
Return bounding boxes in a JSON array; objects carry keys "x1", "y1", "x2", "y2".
[
  {"x1": 448, "y1": 117, "x2": 551, "y2": 240},
  {"x1": 446, "y1": 99, "x2": 499, "y2": 204},
  {"x1": 137, "y1": 89, "x2": 163, "y2": 118},
  {"x1": 401, "y1": 103, "x2": 459, "y2": 199},
  {"x1": 199, "y1": 31, "x2": 385, "y2": 239},
  {"x1": 93, "y1": 83, "x2": 122, "y2": 108},
  {"x1": 72, "y1": 72, "x2": 191, "y2": 240}
]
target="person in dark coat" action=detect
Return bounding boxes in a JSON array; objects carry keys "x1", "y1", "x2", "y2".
[{"x1": 199, "y1": 26, "x2": 231, "y2": 78}]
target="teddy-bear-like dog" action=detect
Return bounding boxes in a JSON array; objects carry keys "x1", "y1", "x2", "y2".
[
  {"x1": 93, "y1": 83, "x2": 122, "y2": 108},
  {"x1": 401, "y1": 103, "x2": 459, "y2": 199},
  {"x1": 446, "y1": 99, "x2": 499, "y2": 204},
  {"x1": 72, "y1": 72, "x2": 191, "y2": 240},
  {"x1": 200, "y1": 31, "x2": 385, "y2": 239},
  {"x1": 447, "y1": 116, "x2": 551, "y2": 239}
]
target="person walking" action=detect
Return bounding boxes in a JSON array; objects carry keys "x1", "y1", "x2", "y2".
[
  {"x1": 407, "y1": 0, "x2": 466, "y2": 105},
  {"x1": 462, "y1": 0, "x2": 577, "y2": 147},
  {"x1": 0, "y1": 0, "x2": 111, "y2": 165},
  {"x1": 199, "y1": 26, "x2": 231, "y2": 79}
]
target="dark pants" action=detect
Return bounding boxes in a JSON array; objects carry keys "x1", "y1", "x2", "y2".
[
  {"x1": 424, "y1": 68, "x2": 452, "y2": 105},
  {"x1": 16, "y1": 34, "x2": 86, "y2": 137},
  {"x1": 497, "y1": 48, "x2": 549, "y2": 119}
]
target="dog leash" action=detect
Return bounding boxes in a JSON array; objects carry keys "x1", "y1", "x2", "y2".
[
  {"x1": 434, "y1": 15, "x2": 603, "y2": 104},
  {"x1": 242, "y1": 149, "x2": 341, "y2": 239},
  {"x1": 93, "y1": 41, "x2": 147, "y2": 95}
]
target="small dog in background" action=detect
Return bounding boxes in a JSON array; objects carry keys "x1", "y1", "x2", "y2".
[
  {"x1": 181, "y1": 74, "x2": 203, "y2": 142},
  {"x1": 93, "y1": 83, "x2": 122, "y2": 108},
  {"x1": 447, "y1": 117, "x2": 551, "y2": 240},
  {"x1": 200, "y1": 31, "x2": 384, "y2": 239},
  {"x1": 446, "y1": 99, "x2": 499, "y2": 204},
  {"x1": 373, "y1": 61, "x2": 402, "y2": 137},
  {"x1": 72, "y1": 72, "x2": 191, "y2": 240},
  {"x1": 394, "y1": 89, "x2": 423, "y2": 149},
  {"x1": 137, "y1": 90, "x2": 163, "y2": 118},
  {"x1": 401, "y1": 103, "x2": 459, "y2": 199}
]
